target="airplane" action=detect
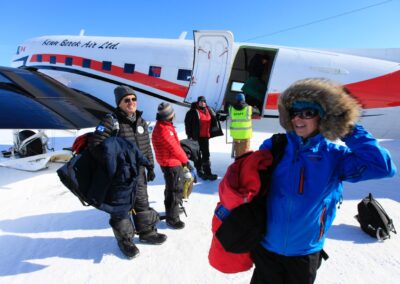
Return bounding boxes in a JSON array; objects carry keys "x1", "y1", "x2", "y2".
[{"x1": 3, "y1": 30, "x2": 400, "y2": 148}]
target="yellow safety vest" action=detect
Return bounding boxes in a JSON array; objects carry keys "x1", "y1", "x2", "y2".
[{"x1": 229, "y1": 105, "x2": 252, "y2": 139}]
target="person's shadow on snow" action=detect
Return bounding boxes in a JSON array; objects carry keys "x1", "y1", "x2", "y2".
[
  {"x1": 0, "y1": 209, "x2": 108, "y2": 233},
  {"x1": 0, "y1": 234, "x2": 129, "y2": 276},
  {"x1": 0, "y1": 209, "x2": 132, "y2": 276}
]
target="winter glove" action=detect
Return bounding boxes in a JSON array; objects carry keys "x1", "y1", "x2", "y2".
[
  {"x1": 216, "y1": 110, "x2": 228, "y2": 122},
  {"x1": 182, "y1": 162, "x2": 193, "y2": 171},
  {"x1": 147, "y1": 167, "x2": 156, "y2": 182}
]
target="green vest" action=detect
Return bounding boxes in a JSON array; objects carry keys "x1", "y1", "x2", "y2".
[{"x1": 229, "y1": 105, "x2": 252, "y2": 139}]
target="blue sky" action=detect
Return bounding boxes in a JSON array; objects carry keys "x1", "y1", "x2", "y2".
[{"x1": 0, "y1": 0, "x2": 399, "y2": 66}]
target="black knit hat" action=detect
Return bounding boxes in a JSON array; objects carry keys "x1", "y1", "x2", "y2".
[
  {"x1": 197, "y1": 96, "x2": 206, "y2": 102},
  {"x1": 157, "y1": 102, "x2": 175, "y2": 121},
  {"x1": 114, "y1": 85, "x2": 136, "y2": 106}
]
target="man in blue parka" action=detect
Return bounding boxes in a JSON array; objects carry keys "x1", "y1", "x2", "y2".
[{"x1": 251, "y1": 78, "x2": 397, "y2": 284}]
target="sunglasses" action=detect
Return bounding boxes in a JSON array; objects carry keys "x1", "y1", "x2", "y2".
[
  {"x1": 289, "y1": 109, "x2": 319, "y2": 119},
  {"x1": 123, "y1": 97, "x2": 137, "y2": 103}
]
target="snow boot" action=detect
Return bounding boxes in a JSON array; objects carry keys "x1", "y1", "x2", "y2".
[
  {"x1": 109, "y1": 218, "x2": 139, "y2": 259},
  {"x1": 196, "y1": 166, "x2": 206, "y2": 180},
  {"x1": 166, "y1": 205, "x2": 186, "y2": 229},
  {"x1": 202, "y1": 161, "x2": 218, "y2": 181},
  {"x1": 139, "y1": 230, "x2": 167, "y2": 245},
  {"x1": 166, "y1": 218, "x2": 185, "y2": 229},
  {"x1": 116, "y1": 239, "x2": 140, "y2": 259}
]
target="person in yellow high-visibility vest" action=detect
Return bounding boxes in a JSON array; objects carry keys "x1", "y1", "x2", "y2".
[{"x1": 229, "y1": 93, "x2": 253, "y2": 158}]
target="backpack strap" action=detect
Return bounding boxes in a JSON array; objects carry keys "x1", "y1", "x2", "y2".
[
  {"x1": 259, "y1": 133, "x2": 288, "y2": 196},
  {"x1": 270, "y1": 133, "x2": 288, "y2": 169}
]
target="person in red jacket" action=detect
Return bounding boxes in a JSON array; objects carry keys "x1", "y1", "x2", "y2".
[{"x1": 152, "y1": 102, "x2": 189, "y2": 229}]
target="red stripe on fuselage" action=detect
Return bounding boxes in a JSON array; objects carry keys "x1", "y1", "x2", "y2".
[
  {"x1": 266, "y1": 93, "x2": 279, "y2": 110},
  {"x1": 345, "y1": 70, "x2": 400, "y2": 108},
  {"x1": 265, "y1": 70, "x2": 400, "y2": 110},
  {"x1": 30, "y1": 54, "x2": 189, "y2": 98}
]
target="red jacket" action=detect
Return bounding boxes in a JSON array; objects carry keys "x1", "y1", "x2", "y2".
[
  {"x1": 152, "y1": 120, "x2": 188, "y2": 167},
  {"x1": 208, "y1": 150, "x2": 273, "y2": 273},
  {"x1": 198, "y1": 107, "x2": 211, "y2": 138}
]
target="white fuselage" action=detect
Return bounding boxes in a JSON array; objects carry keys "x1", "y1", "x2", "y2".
[{"x1": 12, "y1": 31, "x2": 400, "y2": 138}]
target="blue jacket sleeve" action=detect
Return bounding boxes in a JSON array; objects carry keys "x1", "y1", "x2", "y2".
[{"x1": 339, "y1": 124, "x2": 397, "y2": 182}]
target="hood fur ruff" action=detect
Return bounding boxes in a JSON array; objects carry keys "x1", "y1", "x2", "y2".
[{"x1": 279, "y1": 78, "x2": 362, "y2": 141}]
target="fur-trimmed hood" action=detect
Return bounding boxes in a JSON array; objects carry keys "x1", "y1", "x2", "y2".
[{"x1": 278, "y1": 78, "x2": 361, "y2": 141}]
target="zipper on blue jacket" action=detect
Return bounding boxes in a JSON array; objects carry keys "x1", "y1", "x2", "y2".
[
  {"x1": 319, "y1": 206, "x2": 327, "y2": 240},
  {"x1": 298, "y1": 167, "x2": 304, "y2": 194}
]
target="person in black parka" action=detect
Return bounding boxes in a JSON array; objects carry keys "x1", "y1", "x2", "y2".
[
  {"x1": 89, "y1": 85, "x2": 167, "y2": 258},
  {"x1": 184, "y1": 96, "x2": 218, "y2": 181}
]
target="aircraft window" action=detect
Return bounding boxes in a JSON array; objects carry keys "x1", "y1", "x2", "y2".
[
  {"x1": 16, "y1": 72, "x2": 61, "y2": 98},
  {"x1": 0, "y1": 73, "x2": 13, "y2": 84},
  {"x1": 65, "y1": 57, "x2": 73, "y2": 66},
  {"x1": 82, "y1": 59, "x2": 91, "y2": 68},
  {"x1": 102, "y1": 61, "x2": 112, "y2": 71},
  {"x1": 124, "y1": 64, "x2": 135, "y2": 74},
  {"x1": 149, "y1": 66, "x2": 161, "y2": 78},
  {"x1": 50, "y1": 56, "x2": 56, "y2": 64},
  {"x1": 231, "y1": 81, "x2": 245, "y2": 92},
  {"x1": 37, "y1": 55, "x2": 43, "y2": 62},
  {"x1": 177, "y1": 69, "x2": 192, "y2": 81}
]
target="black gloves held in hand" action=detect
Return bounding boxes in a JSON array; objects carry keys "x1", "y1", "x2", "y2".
[{"x1": 147, "y1": 167, "x2": 156, "y2": 182}]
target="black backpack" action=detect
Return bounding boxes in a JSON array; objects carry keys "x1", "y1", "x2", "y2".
[
  {"x1": 57, "y1": 113, "x2": 119, "y2": 207},
  {"x1": 355, "y1": 193, "x2": 397, "y2": 240}
]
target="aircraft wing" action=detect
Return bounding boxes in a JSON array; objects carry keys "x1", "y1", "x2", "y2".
[{"x1": 0, "y1": 66, "x2": 114, "y2": 129}]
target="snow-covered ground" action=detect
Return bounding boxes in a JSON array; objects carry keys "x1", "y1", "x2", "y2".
[{"x1": 0, "y1": 126, "x2": 399, "y2": 284}]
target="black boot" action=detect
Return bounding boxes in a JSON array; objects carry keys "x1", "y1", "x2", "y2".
[
  {"x1": 166, "y1": 202, "x2": 185, "y2": 229},
  {"x1": 133, "y1": 208, "x2": 166, "y2": 245},
  {"x1": 139, "y1": 229, "x2": 167, "y2": 244},
  {"x1": 196, "y1": 167, "x2": 206, "y2": 180},
  {"x1": 109, "y1": 218, "x2": 140, "y2": 259},
  {"x1": 202, "y1": 161, "x2": 218, "y2": 181},
  {"x1": 166, "y1": 218, "x2": 185, "y2": 229}
]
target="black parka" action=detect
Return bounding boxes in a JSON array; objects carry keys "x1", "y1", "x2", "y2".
[{"x1": 184, "y1": 103, "x2": 218, "y2": 141}]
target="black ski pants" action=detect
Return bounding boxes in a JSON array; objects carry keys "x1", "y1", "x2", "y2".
[
  {"x1": 250, "y1": 245, "x2": 323, "y2": 284},
  {"x1": 198, "y1": 137, "x2": 210, "y2": 164},
  {"x1": 111, "y1": 166, "x2": 157, "y2": 235},
  {"x1": 161, "y1": 165, "x2": 184, "y2": 221},
  {"x1": 133, "y1": 166, "x2": 149, "y2": 212}
]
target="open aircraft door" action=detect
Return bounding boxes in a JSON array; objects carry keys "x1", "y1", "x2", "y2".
[{"x1": 185, "y1": 30, "x2": 234, "y2": 110}]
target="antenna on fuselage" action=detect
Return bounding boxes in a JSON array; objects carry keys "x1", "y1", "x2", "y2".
[
  {"x1": 178, "y1": 31, "x2": 187, "y2": 40},
  {"x1": 79, "y1": 29, "x2": 85, "y2": 36}
]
